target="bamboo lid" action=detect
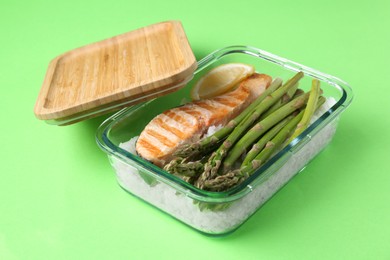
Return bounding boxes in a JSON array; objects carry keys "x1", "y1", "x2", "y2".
[{"x1": 34, "y1": 21, "x2": 197, "y2": 125}]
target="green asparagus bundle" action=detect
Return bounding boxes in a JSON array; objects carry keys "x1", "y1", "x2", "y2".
[
  {"x1": 220, "y1": 91, "x2": 310, "y2": 173},
  {"x1": 195, "y1": 72, "x2": 304, "y2": 189},
  {"x1": 164, "y1": 71, "x2": 326, "y2": 192},
  {"x1": 203, "y1": 96, "x2": 326, "y2": 192}
]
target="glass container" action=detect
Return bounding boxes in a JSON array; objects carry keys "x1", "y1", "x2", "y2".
[{"x1": 96, "y1": 46, "x2": 353, "y2": 235}]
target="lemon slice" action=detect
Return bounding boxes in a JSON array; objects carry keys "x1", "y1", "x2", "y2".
[{"x1": 190, "y1": 63, "x2": 255, "y2": 100}]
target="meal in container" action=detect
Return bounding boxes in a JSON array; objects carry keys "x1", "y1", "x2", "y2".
[{"x1": 126, "y1": 63, "x2": 327, "y2": 192}]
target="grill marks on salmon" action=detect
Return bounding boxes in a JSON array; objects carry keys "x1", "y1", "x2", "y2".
[{"x1": 135, "y1": 73, "x2": 272, "y2": 167}]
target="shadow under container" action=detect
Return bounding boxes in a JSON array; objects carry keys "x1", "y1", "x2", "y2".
[{"x1": 96, "y1": 46, "x2": 353, "y2": 236}]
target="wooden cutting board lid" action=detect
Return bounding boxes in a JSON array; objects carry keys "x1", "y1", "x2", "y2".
[{"x1": 34, "y1": 21, "x2": 197, "y2": 125}]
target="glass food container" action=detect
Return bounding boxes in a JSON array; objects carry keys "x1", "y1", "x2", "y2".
[{"x1": 95, "y1": 45, "x2": 353, "y2": 236}]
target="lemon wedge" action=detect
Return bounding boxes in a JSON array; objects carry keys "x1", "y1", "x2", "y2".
[{"x1": 190, "y1": 63, "x2": 255, "y2": 100}]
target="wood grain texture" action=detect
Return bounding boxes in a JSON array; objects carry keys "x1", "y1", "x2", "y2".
[{"x1": 34, "y1": 20, "x2": 197, "y2": 124}]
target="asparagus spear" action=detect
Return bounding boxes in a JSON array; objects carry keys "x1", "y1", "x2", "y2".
[
  {"x1": 194, "y1": 72, "x2": 305, "y2": 189},
  {"x1": 222, "y1": 91, "x2": 310, "y2": 172},
  {"x1": 173, "y1": 77, "x2": 284, "y2": 158},
  {"x1": 287, "y1": 79, "x2": 321, "y2": 143}
]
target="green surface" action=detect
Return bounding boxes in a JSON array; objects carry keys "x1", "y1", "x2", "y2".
[{"x1": 1, "y1": 0, "x2": 390, "y2": 259}]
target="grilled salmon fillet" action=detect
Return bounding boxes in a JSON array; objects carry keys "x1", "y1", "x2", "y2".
[{"x1": 135, "y1": 73, "x2": 272, "y2": 167}]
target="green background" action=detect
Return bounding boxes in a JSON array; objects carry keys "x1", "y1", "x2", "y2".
[{"x1": 1, "y1": 0, "x2": 389, "y2": 259}]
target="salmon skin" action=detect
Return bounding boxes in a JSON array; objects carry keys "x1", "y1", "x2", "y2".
[{"x1": 135, "y1": 73, "x2": 272, "y2": 167}]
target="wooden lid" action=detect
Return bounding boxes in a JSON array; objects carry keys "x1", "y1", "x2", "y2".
[{"x1": 34, "y1": 21, "x2": 197, "y2": 125}]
